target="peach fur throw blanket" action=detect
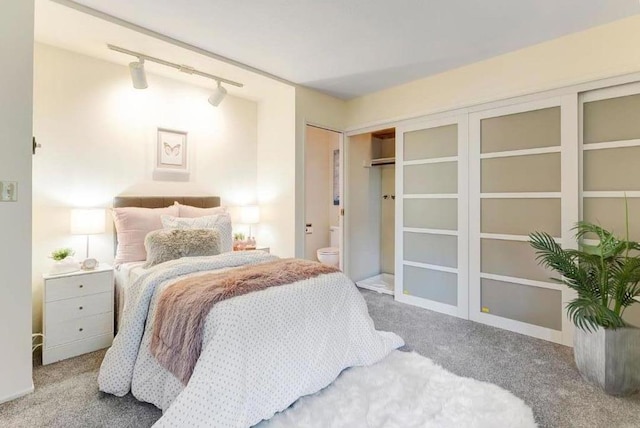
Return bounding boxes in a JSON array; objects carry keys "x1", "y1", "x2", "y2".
[{"x1": 150, "y1": 258, "x2": 340, "y2": 384}]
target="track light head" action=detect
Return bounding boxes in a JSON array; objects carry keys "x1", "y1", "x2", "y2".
[
  {"x1": 129, "y1": 58, "x2": 148, "y2": 89},
  {"x1": 208, "y1": 82, "x2": 227, "y2": 107}
]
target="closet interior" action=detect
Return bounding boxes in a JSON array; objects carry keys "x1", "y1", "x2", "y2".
[{"x1": 345, "y1": 128, "x2": 396, "y2": 295}]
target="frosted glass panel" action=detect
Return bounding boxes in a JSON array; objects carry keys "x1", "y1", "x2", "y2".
[
  {"x1": 404, "y1": 199, "x2": 457, "y2": 230},
  {"x1": 584, "y1": 93, "x2": 640, "y2": 144},
  {"x1": 404, "y1": 265, "x2": 457, "y2": 306},
  {"x1": 624, "y1": 305, "x2": 640, "y2": 328},
  {"x1": 481, "y1": 107, "x2": 560, "y2": 153},
  {"x1": 404, "y1": 162, "x2": 457, "y2": 194},
  {"x1": 583, "y1": 198, "x2": 640, "y2": 241},
  {"x1": 481, "y1": 239, "x2": 555, "y2": 282},
  {"x1": 481, "y1": 198, "x2": 561, "y2": 236},
  {"x1": 481, "y1": 278, "x2": 562, "y2": 330},
  {"x1": 404, "y1": 125, "x2": 458, "y2": 160},
  {"x1": 404, "y1": 232, "x2": 457, "y2": 268},
  {"x1": 482, "y1": 153, "x2": 560, "y2": 193},
  {"x1": 583, "y1": 146, "x2": 640, "y2": 191}
]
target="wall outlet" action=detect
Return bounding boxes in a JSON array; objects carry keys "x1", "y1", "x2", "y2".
[
  {"x1": 0, "y1": 181, "x2": 17, "y2": 202},
  {"x1": 305, "y1": 223, "x2": 313, "y2": 234}
]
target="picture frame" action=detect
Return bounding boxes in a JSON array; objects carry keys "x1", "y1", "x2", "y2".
[{"x1": 153, "y1": 128, "x2": 190, "y2": 181}]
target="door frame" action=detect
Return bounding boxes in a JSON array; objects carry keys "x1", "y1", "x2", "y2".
[{"x1": 302, "y1": 122, "x2": 346, "y2": 268}]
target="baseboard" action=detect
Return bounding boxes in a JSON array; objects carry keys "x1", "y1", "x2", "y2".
[{"x1": 0, "y1": 382, "x2": 34, "y2": 405}]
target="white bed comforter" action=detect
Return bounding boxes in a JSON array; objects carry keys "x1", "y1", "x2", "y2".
[{"x1": 98, "y1": 251, "x2": 403, "y2": 427}]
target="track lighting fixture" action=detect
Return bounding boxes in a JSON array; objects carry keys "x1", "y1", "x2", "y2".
[
  {"x1": 208, "y1": 81, "x2": 227, "y2": 107},
  {"x1": 128, "y1": 58, "x2": 148, "y2": 89},
  {"x1": 108, "y1": 44, "x2": 243, "y2": 106}
]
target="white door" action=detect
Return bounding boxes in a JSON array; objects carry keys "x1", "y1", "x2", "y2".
[
  {"x1": 468, "y1": 96, "x2": 578, "y2": 346},
  {"x1": 580, "y1": 82, "x2": 640, "y2": 327},
  {"x1": 396, "y1": 115, "x2": 469, "y2": 319}
]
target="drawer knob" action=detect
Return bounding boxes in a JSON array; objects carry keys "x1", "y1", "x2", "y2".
[
  {"x1": 79, "y1": 284, "x2": 84, "y2": 288},
  {"x1": 79, "y1": 306, "x2": 83, "y2": 310},
  {"x1": 79, "y1": 328, "x2": 84, "y2": 332}
]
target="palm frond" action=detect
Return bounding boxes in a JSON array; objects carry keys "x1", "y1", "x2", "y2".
[{"x1": 531, "y1": 219, "x2": 640, "y2": 331}]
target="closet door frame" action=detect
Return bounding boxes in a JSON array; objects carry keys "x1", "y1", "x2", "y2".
[
  {"x1": 469, "y1": 96, "x2": 578, "y2": 346},
  {"x1": 396, "y1": 114, "x2": 469, "y2": 319}
]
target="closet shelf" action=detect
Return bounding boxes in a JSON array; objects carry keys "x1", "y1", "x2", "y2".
[{"x1": 364, "y1": 157, "x2": 396, "y2": 168}]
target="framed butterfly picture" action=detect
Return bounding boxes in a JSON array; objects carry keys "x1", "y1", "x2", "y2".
[{"x1": 154, "y1": 128, "x2": 189, "y2": 181}]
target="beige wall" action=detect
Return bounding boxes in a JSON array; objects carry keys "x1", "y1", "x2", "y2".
[
  {"x1": 346, "y1": 133, "x2": 382, "y2": 281},
  {"x1": 295, "y1": 87, "x2": 347, "y2": 257},
  {"x1": 346, "y1": 15, "x2": 640, "y2": 128},
  {"x1": 257, "y1": 86, "x2": 297, "y2": 257},
  {"x1": 0, "y1": 0, "x2": 34, "y2": 404},
  {"x1": 32, "y1": 43, "x2": 260, "y2": 331},
  {"x1": 304, "y1": 126, "x2": 340, "y2": 260}
]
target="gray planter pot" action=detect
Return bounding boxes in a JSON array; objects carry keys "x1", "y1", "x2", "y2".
[{"x1": 574, "y1": 326, "x2": 640, "y2": 396}]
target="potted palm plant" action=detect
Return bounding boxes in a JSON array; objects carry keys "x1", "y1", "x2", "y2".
[{"x1": 529, "y1": 213, "x2": 640, "y2": 396}]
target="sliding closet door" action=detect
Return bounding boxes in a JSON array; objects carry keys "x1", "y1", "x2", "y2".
[
  {"x1": 581, "y1": 82, "x2": 640, "y2": 326},
  {"x1": 396, "y1": 116, "x2": 468, "y2": 318},
  {"x1": 470, "y1": 98, "x2": 577, "y2": 345}
]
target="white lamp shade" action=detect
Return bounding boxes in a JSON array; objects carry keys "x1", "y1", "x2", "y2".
[
  {"x1": 71, "y1": 209, "x2": 106, "y2": 235},
  {"x1": 239, "y1": 205, "x2": 260, "y2": 225}
]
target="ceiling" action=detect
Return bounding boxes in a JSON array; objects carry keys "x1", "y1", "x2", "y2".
[
  {"x1": 65, "y1": 0, "x2": 639, "y2": 99},
  {"x1": 35, "y1": 1, "x2": 291, "y2": 101}
]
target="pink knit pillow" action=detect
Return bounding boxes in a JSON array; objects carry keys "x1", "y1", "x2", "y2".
[
  {"x1": 177, "y1": 202, "x2": 227, "y2": 218},
  {"x1": 112, "y1": 205, "x2": 179, "y2": 266}
]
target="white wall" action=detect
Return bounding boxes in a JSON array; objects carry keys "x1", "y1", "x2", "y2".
[
  {"x1": 256, "y1": 87, "x2": 297, "y2": 257},
  {"x1": 295, "y1": 87, "x2": 347, "y2": 257},
  {"x1": 32, "y1": 43, "x2": 259, "y2": 331},
  {"x1": 0, "y1": 0, "x2": 34, "y2": 404},
  {"x1": 346, "y1": 14, "x2": 640, "y2": 129},
  {"x1": 304, "y1": 126, "x2": 340, "y2": 260}
]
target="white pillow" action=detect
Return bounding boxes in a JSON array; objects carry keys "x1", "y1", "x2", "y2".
[
  {"x1": 161, "y1": 213, "x2": 233, "y2": 253},
  {"x1": 174, "y1": 202, "x2": 228, "y2": 218}
]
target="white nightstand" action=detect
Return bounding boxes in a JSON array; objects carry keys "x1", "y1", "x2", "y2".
[{"x1": 42, "y1": 265, "x2": 114, "y2": 365}]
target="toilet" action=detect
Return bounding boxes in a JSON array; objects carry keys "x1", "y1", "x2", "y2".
[{"x1": 317, "y1": 226, "x2": 340, "y2": 267}]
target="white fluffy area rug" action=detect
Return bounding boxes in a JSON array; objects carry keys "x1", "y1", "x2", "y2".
[{"x1": 259, "y1": 351, "x2": 537, "y2": 428}]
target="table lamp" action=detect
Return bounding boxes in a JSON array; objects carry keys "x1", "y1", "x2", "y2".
[
  {"x1": 71, "y1": 208, "x2": 106, "y2": 267},
  {"x1": 239, "y1": 205, "x2": 260, "y2": 239}
]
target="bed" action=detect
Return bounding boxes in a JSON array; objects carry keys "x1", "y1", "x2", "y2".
[{"x1": 100, "y1": 196, "x2": 403, "y2": 427}]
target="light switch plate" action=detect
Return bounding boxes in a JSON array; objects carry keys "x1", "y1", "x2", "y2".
[
  {"x1": 305, "y1": 223, "x2": 313, "y2": 234},
  {"x1": 0, "y1": 181, "x2": 17, "y2": 202}
]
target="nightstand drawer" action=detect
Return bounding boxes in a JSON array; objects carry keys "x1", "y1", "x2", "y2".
[
  {"x1": 45, "y1": 312, "x2": 113, "y2": 348},
  {"x1": 46, "y1": 270, "x2": 113, "y2": 302},
  {"x1": 46, "y1": 292, "x2": 112, "y2": 324}
]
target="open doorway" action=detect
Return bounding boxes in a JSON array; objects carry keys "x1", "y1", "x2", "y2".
[
  {"x1": 304, "y1": 125, "x2": 343, "y2": 269},
  {"x1": 344, "y1": 128, "x2": 396, "y2": 295}
]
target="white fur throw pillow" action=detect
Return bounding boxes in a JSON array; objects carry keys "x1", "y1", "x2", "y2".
[
  {"x1": 161, "y1": 214, "x2": 233, "y2": 253},
  {"x1": 144, "y1": 229, "x2": 221, "y2": 268}
]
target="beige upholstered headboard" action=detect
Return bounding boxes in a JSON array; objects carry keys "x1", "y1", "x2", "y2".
[
  {"x1": 113, "y1": 196, "x2": 221, "y2": 209},
  {"x1": 112, "y1": 196, "x2": 221, "y2": 250}
]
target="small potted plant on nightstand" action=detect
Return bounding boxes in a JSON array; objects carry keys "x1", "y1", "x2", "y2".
[
  {"x1": 529, "y1": 210, "x2": 640, "y2": 396},
  {"x1": 49, "y1": 247, "x2": 80, "y2": 275},
  {"x1": 233, "y1": 232, "x2": 246, "y2": 251}
]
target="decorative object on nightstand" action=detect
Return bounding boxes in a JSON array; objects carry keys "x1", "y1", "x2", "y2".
[
  {"x1": 239, "y1": 205, "x2": 260, "y2": 249},
  {"x1": 48, "y1": 247, "x2": 80, "y2": 275},
  {"x1": 71, "y1": 208, "x2": 105, "y2": 270},
  {"x1": 233, "y1": 232, "x2": 246, "y2": 251},
  {"x1": 42, "y1": 265, "x2": 114, "y2": 365}
]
